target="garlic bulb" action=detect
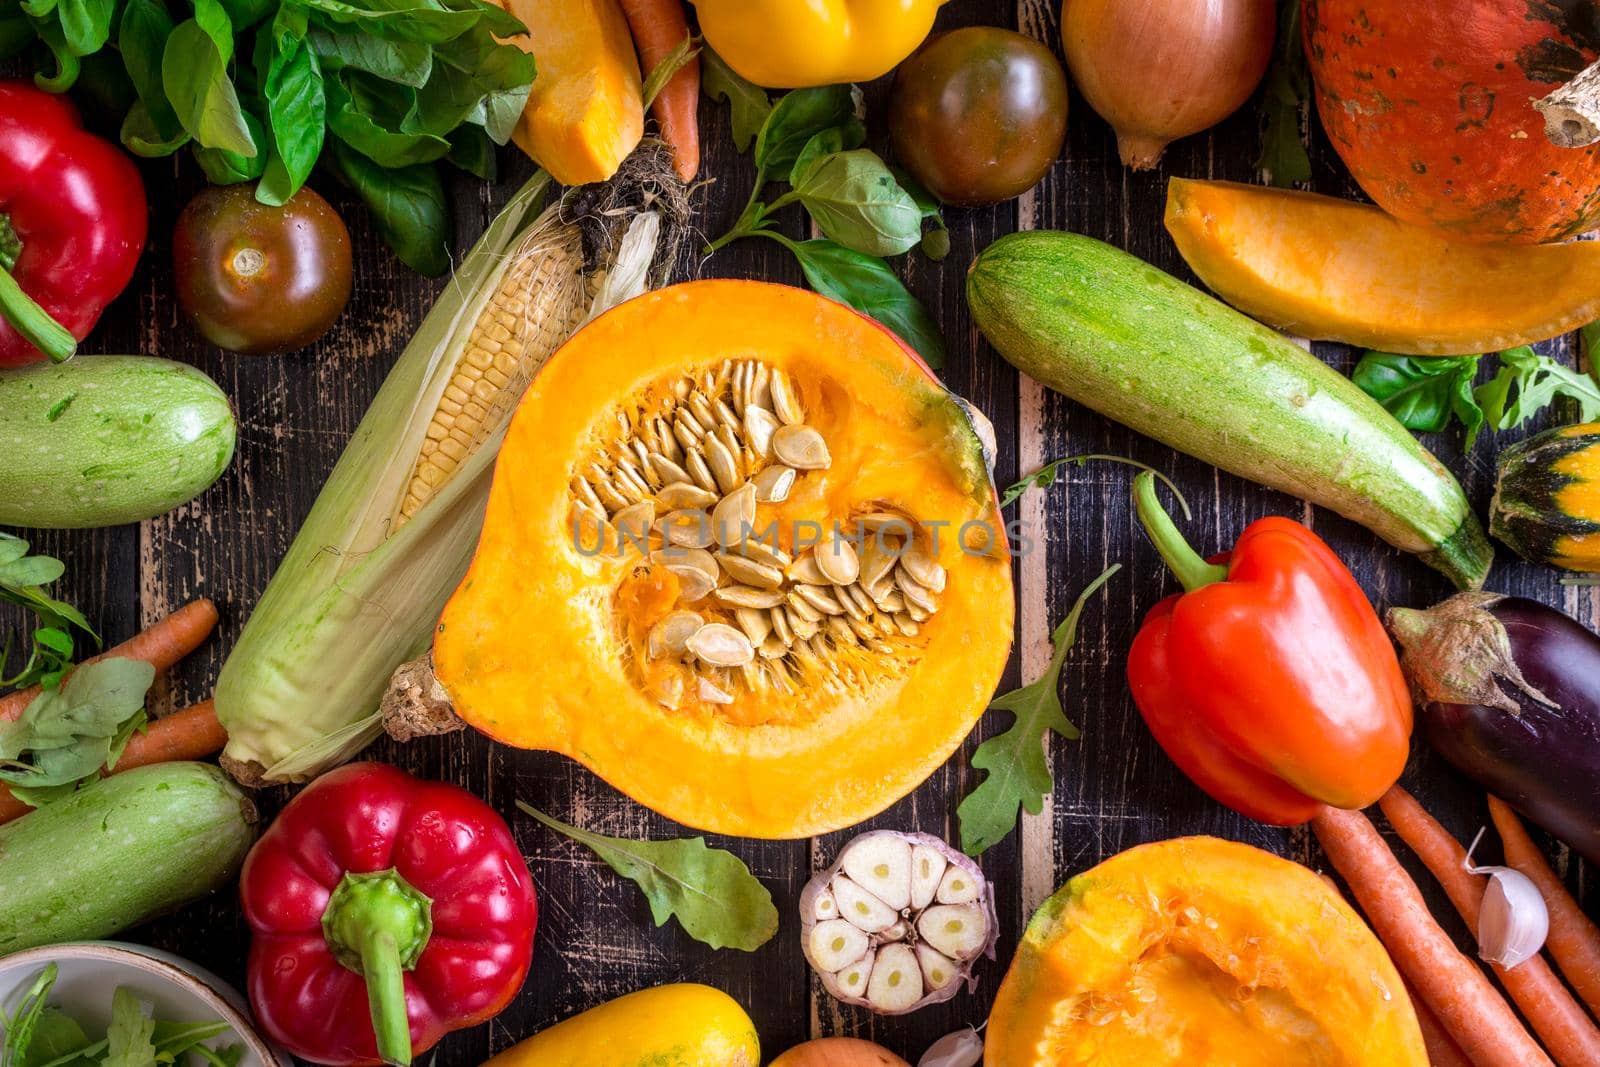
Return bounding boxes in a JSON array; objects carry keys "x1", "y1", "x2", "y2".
[
  {"x1": 1465, "y1": 827, "x2": 1550, "y2": 969},
  {"x1": 918, "y1": 1028, "x2": 983, "y2": 1067},
  {"x1": 800, "y1": 831, "x2": 997, "y2": 1014}
]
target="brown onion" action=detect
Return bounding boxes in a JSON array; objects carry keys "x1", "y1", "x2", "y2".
[
  {"x1": 1062, "y1": 0, "x2": 1276, "y2": 169},
  {"x1": 770, "y1": 1038, "x2": 911, "y2": 1067}
]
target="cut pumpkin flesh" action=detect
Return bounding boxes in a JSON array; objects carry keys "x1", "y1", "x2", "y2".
[
  {"x1": 433, "y1": 280, "x2": 1013, "y2": 838},
  {"x1": 985, "y1": 837, "x2": 1427, "y2": 1067},
  {"x1": 1165, "y1": 178, "x2": 1600, "y2": 356}
]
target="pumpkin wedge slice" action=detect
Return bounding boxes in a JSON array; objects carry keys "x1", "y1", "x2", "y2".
[
  {"x1": 1165, "y1": 178, "x2": 1600, "y2": 356},
  {"x1": 986, "y1": 837, "x2": 1428, "y2": 1067},
  {"x1": 432, "y1": 280, "x2": 1013, "y2": 838}
]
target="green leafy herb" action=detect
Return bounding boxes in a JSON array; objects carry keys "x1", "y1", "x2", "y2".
[
  {"x1": 957, "y1": 565, "x2": 1119, "y2": 856},
  {"x1": 1255, "y1": 0, "x2": 1312, "y2": 187},
  {"x1": 2, "y1": 964, "x2": 58, "y2": 1067},
  {"x1": 0, "y1": 533, "x2": 95, "y2": 690},
  {"x1": 1001, "y1": 455, "x2": 1193, "y2": 513},
  {"x1": 640, "y1": 33, "x2": 698, "y2": 111},
  {"x1": 1477, "y1": 345, "x2": 1600, "y2": 434},
  {"x1": 700, "y1": 47, "x2": 769, "y2": 152},
  {"x1": 100, "y1": 990, "x2": 156, "y2": 1067},
  {"x1": 1352, "y1": 353, "x2": 1484, "y2": 444},
  {"x1": 328, "y1": 138, "x2": 449, "y2": 276},
  {"x1": 772, "y1": 149, "x2": 921, "y2": 257},
  {"x1": 518, "y1": 803, "x2": 778, "y2": 952},
  {"x1": 0, "y1": 657, "x2": 155, "y2": 807}
]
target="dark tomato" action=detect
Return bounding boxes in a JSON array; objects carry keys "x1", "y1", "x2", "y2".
[
  {"x1": 890, "y1": 27, "x2": 1069, "y2": 207},
  {"x1": 173, "y1": 183, "x2": 353, "y2": 355}
]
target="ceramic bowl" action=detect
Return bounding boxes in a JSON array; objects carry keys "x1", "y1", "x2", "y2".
[{"x1": 0, "y1": 942, "x2": 288, "y2": 1067}]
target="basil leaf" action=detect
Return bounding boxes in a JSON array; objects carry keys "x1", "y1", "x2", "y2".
[
  {"x1": 326, "y1": 68, "x2": 450, "y2": 166},
  {"x1": 329, "y1": 138, "x2": 449, "y2": 275},
  {"x1": 957, "y1": 566, "x2": 1119, "y2": 856},
  {"x1": 446, "y1": 123, "x2": 494, "y2": 179},
  {"x1": 307, "y1": 23, "x2": 431, "y2": 86},
  {"x1": 891, "y1": 165, "x2": 950, "y2": 260},
  {"x1": 519, "y1": 803, "x2": 778, "y2": 953},
  {"x1": 788, "y1": 149, "x2": 922, "y2": 257},
  {"x1": 55, "y1": 0, "x2": 111, "y2": 57},
  {"x1": 257, "y1": 26, "x2": 326, "y2": 205},
  {"x1": 293, "y1": 0, "x2": 485, "y2": 45},
  {"x1": 121, "y1": 99, "x2": 190, "y2": 155},
  {"x1": 215, "y1": 0, "x2": 271, "y2": 30},
  {"x1": 787, "y1": 120, "x2": 864, "y2": 187},
  {"x1": 1476, "y1": 345, "x2": 1600, "y2": 434},
  {"x1": 31, "y1": 18, "x2": 80, "y2": 91},
  {"x1": 754, "y1": 84, "x2": 855, "y2": 174},
  {"x1": 1255, "y1": 0, "x2": 1312, "y2": 186},
  {"x1": 1352, "y1": 352, "x2": 1483, "y2": 437},
  {"x1": 701, "y1": 47, "x2": 768, "y2": 153},
  {"x1": 118, "y1": 0, "x2": 179, "y2": 130},
  {"x1": 424, "y1": 22, "x2": 534, "y2": 143},
  {"x1": 780, "y1": 237, "x2": 946, "y2": 369},
  {"x1": 162, "y1": 0, "x2": 257, "y2": 156},
  {"x1": 193, "y1": 108, "x2": 268, "y2": 183}
]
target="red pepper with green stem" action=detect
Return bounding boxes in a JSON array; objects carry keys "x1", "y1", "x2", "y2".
[
  {"x1": 240, "y1": 763, "x2": 538, "y2": 1066},
  {"x1": 1125, "y1": 471, "x2": 1413, "y2": 825},
  {"x1": 0, "y1": 81, "x2": 147, "y2": 366}
]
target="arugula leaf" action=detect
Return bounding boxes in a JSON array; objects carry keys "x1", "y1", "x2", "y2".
[
  {"x1": 328, "y1": 139, "x2": 449, "y2": 276},
  {"x1": 1002, "y1": 455, "x2": 1192, "y2": 515},
  {"x1": 0, "y1": 534, "x2": 94, "y2": 690},
  {"x1": 1255, "y1": 0, "x2": 1312, "y2": 187},
  {"x1": 19, "y1": 1010, "x2": 92, "y2": 1067},
  {"x1": 771, "y1": 235, "x2": 945, "y2": 369},
  {"x1": 2, "y1": 963, "x2": 58, "y2": 1067},
  {"x1": 754, "y1": 85, "x2": 856, "y2": 174},
  {"x1": 701, "y1": 47, "x2": 769, "y2": 153},
  {"x1": 0, "y1": 657, "x2": 155, "y2": 806},
  {"x1": 518, "y1": 803, "x2": 778, "y2": 952},
  {"x1": 957, "y1": 566, "x2": 1119, "y2": 856},
  {"x1": 778, "y1": 149, "x2": 922, "y2": 257},
  {"x1": 101, "y1": 989, "x2": 156, "y2": 1067},
  {"x1": 1476, "y1": 345, "x2": 1600, "y2": 434},
  {"x1": 1353, "y1": 352, "x2": 1485, "y2": 443}
]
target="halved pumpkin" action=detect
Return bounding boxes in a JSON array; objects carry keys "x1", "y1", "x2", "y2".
[
  {"x1": 1165, "y1": 178, "x2": 1600, "y2": 355},
  {"x1": 433, "y1": 280, "x2": 1013, "y2": 838},
  {"x1": 986, "y1": 837, "x2": 1427, "y2": 1067}
]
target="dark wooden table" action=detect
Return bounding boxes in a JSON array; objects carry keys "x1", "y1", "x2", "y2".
[{"x1": 5, "y1": 2, "x2": 1596, "y2": 1063}]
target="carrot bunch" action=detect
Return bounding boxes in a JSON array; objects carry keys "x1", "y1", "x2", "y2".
[{"x1": 618, "y1": 0, "x2": 700, "y2": 182}]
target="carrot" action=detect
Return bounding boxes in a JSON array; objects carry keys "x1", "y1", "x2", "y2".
[
  {"x1": 1380, "y1": 786, "x2": 1600, "y2": 1067},
  {"x1": 619, "y1": 0, "x2": 699, "y2": 182},
  {"x1": 1406, "y1": 979, "x2": 1476, "y2": 1067},
  {"x1": 0, "y1": 599, "x2": 219, "y2": 722},
  {"x1": 0, "y1": 699, "x2": 226, "y2": 825},
  {"x1": 1311, "y1": 805, "x2": 1554, "y2": 1067},
  {"x1": 1490, "y1": 796, "x2": 1600, "y2": 1019}
]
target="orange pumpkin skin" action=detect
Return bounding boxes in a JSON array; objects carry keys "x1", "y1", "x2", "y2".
[{"x1": 1305, "y1": 0, "x2": 1600, "y2": 243}]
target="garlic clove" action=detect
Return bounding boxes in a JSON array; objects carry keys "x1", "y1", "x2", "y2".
[
  {"x1": 1464, "y1": 826, "x2": 1551, "y2": 969},
  {"x1": 866, "y1": 943, "x2": 924, "y2": 1013},
  {"x1": 809, "y1": 919, "x2": 871, "y2": 972},
  {"x1": 918, "y1": 1028, "x2": 983, "y2": 1067},
  {"x1": 828, "y1": 948, "x2": 875, "y2": 1000},
  {"x1": 910, "y1": 844, "x2": 947, "y2": 910},
  {"x1": 882, "y1": 919, "x2": 911, "y2": 943},
  {"x1": 918, "y1": 904, "x2": 989, "y2": 961},
  {"x1": 915, "y1": 944, "x2": 958, "y2": 992},
  {"x1": 935, "y1": 865, "x2": 982, "y2": 905},
  {"x1": 832, "y1": 875, "x2": 901, "y2": 933},
  {"x1": 840, "y1": 833, "x2": 914, "y2": 911},
  {"x1": 807, "y1": 887, "x2": 838, "y2": 922}
]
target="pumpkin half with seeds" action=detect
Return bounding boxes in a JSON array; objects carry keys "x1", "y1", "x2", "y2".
[{"x1": 431, "y1": 280, "x2": 1014, "y2": 837}]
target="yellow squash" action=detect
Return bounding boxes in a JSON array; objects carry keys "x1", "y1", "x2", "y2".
[
  {"x1": 692, "y1": 0, "x2": 948, "y2": 88},
  {"x1": 1165, "y1": 178, "x2": 1600, "y2": 356},
  {"x1": 433, "y1": 280, "x2": 1013, "y2": 838},
  {"x1": 986, "y1": 837, "x2": 1428, "y2": 1067},
  {"x1": 483, "y1": 984, "x2": 758, "y2": 1067},
  {"x1": 499, "y1": 0, "x2": 642, "y2": 185}
]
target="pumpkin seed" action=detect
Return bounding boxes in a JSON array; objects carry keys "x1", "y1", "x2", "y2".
[
  {"x1": 611, "y1": 470, "x2": 648, "y2": 504},
  {"x1": 687, "y1": 623, "x2": 754, "y2": 667},
  {"x1": 732, "y1": 537, "x2": 792, "y2": 569},
  {"x1": 685, "y1": 449, "x2": 718, "y2": 493},
  {"x1": 759, "y1": 634, "x2": 789, "y2": 659},
  {"x1": 653, "y1": 417, "x2": 681, "y2": 462},
  {"x1": 657, "y1": 481, "x2": 719, "y2": 510},
  {"x1": 697, "y1": 675, "x2": 735, "y2": 704},
  {"x1": 904, "y1": 599, "x2": 930, "y2": 623},
  {"x1": 715, "y1": 585, "x2": 787, "y2": 609},
  {"x1": 648, "y1": 611, "x2": 704, "y2": 658},
  {"x1": 650, "y1": 453, "x2": 692, "y2": 487},
  {"x1": 673, "y1": 418, "x2": 701, "y2": 454},
  {"x1": 855, "y1": 511, "x2": 915, "y2": 535},
  {"x1": 848, "y1": 615, "x2": 879, "y2": 642},
  {"x1": 770, "y1": 369, "x2": 803, "y2": 425},
  {"x1": 787, "y1": 608, "x2": 820, "y2": 641},
  {"x1": 612, "y1": 500, "x2": 655, "y2": 544},
  {"x1": 836, "y1": 583, "x2": 870, "y2": 620},
  {"x1": 688, "y1": 391, "x2": 717, "y2": 430},
  {"x1": 752, "y1": 464, "x2": 796, "y2": 504},
  {"x1": 772, "y1": 424, "x2": 830, "y2": 470},
  {"x1": 816, "y1": 537, "x2": 860, "y2": 585},
  {"x1": 659, "y1": 545, "x2": 719, "y2": 580},
  {"x1": 668, "y1": 566, "x2": 716, "y2": 603},
  {"x1": 794, "y1": 584, "x2": 845, "y2": 615},
  {"x1": 770, "y1": 606, "x2": 794, "y2": 646},
  {"x1": 711, "y1": 483, "x2": 757, "y2": 547},
  {"x1": 615, "y1": 456, "x2": 652, "y2": 498},
  {"x1": 660, "y1": 509, "x2": 713, "y2": 549},
  {"x1": 735, "y1": 607, "x2": 773, "y2": 646},
  {"x1": 895, "y1": 566, "x2": 938, "y2": 613},
  {"x1": 859, "y1": 542, "x2": 898, "y2": 589},
  {"x1": 630, "y1": 442, "x2": 660, "y2": 487},
  {"x1": 743, "y1": 406, "x2": 779, "y2": 458},
  {"x1": 572, "y1": 477, "x2": 605, "y2": 513},
  {"x1": 901, "y1": 544, "x2": 946, "y2": 593},
  {"x1": 786, "y1": 553, "x2": 828, "y2": 585},
  {"x1": 826, "y1": 616, "x2": 859, "y2": 645},
  {"x1": 714, "y1": 397, "x2": 741, "y2": 433},
  {"x1": 750, "y1": 362, "x2": 772, "y2": 412},
  {"x1": 651, "y1": 673, "x2": 685, "y2": 709},
  {"x1": 892, "y1": 613, "x2": 920, "y2": 637},
  {"x1": 786, "y1": 590, "x2": 823, "y2": 623},
  {"x1": 702, "y1": 434, "x2": 740, "y2": 494},
  {"x1": 719, "y1": 552, "x2": 783, "y2": 588}
]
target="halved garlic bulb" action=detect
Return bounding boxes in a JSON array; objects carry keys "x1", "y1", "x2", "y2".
[{"x1": 800, "y1": 830, "x2": 997, "y2": 1015}]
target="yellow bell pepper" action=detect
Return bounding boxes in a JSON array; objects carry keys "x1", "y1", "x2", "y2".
[
  {"x1": 692, "y1": 0, "x2": 949, "y2": 88},
  {"x1": 481, "y1": 984, "x2": 759, "y2": 1067}
]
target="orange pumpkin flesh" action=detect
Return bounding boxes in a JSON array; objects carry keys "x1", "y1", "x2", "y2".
[
  {"x1": 1306, "y1": 0, "x2": 1600, "y2": 244},
  {"x1": 986, "y1": 837, "x2": 1428, "y2": 1067},
  {"x1": 434, "y1": 280, "x2": 1013, "y2": 838}
]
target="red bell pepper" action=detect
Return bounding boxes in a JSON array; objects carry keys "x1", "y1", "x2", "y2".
[
  {"x1": 1125, "y1": 472, "x2": 1413, "y2": 825},
  {"x1": 240, "y1": 763, "x2": 538, "y2": 1066},
  {"x1": 0, "y1": 81, "x2": 148, "y2": 367}
]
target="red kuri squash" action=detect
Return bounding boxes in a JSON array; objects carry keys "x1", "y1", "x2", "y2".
[{"x1": 1305, "y1": 0, "x2": 1600, "y2": 243}]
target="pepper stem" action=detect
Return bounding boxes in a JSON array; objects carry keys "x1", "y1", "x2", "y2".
[
  {"x1": 1133, "y1": 471, "x2": 1228, "y2": 592},
  {"x1": 321, "y1": 870, "x2": 434, "y2": 1067},
  {"x1": 0, "y1": 266, "x2": 76, "y2": 363}
]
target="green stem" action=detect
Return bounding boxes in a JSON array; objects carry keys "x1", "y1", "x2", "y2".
[
  {"x1": 321, "y1": 870, "x2": 433, "y2": 1067},
  {"x1": 1133, "y1": 471, "x2": 1228, "y2": 593},
  {"x1": 0, "y1": 265, "x2": 75, "y2": 363},
  {"x1": 358, "y1": 930, "x2": 411, "y2": 1067}
]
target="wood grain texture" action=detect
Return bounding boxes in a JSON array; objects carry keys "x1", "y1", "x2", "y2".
[{"x1": 2, "y1": 1, "x2": 1596, "y2": 1062}]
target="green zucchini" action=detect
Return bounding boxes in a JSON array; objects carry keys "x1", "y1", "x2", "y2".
[
  {"x1": 0, "y1": 356, "x2": 236, "y2": 529},
  {"x1": 0, "y1": 763, "x2": 256, "y2": 955},
  {"x1": 966, "y1": 231, "x2": 1491, "y2": 589},
  {"x1": 1490, "y1": 422, "x2": 1600, "y2": 571}
]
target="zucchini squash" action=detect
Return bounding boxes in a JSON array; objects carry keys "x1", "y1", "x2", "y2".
[
  {"x1": 1490, "y1": 423, "x2": 1600, "y2": 572},
  {"x1": 965, "y1": 231, "x2": 1491, "y2": 589}
]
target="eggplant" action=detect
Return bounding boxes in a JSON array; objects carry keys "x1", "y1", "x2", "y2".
[{"x1": 1387, "y1": 593, "x2": 1600, "y2": 866}]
